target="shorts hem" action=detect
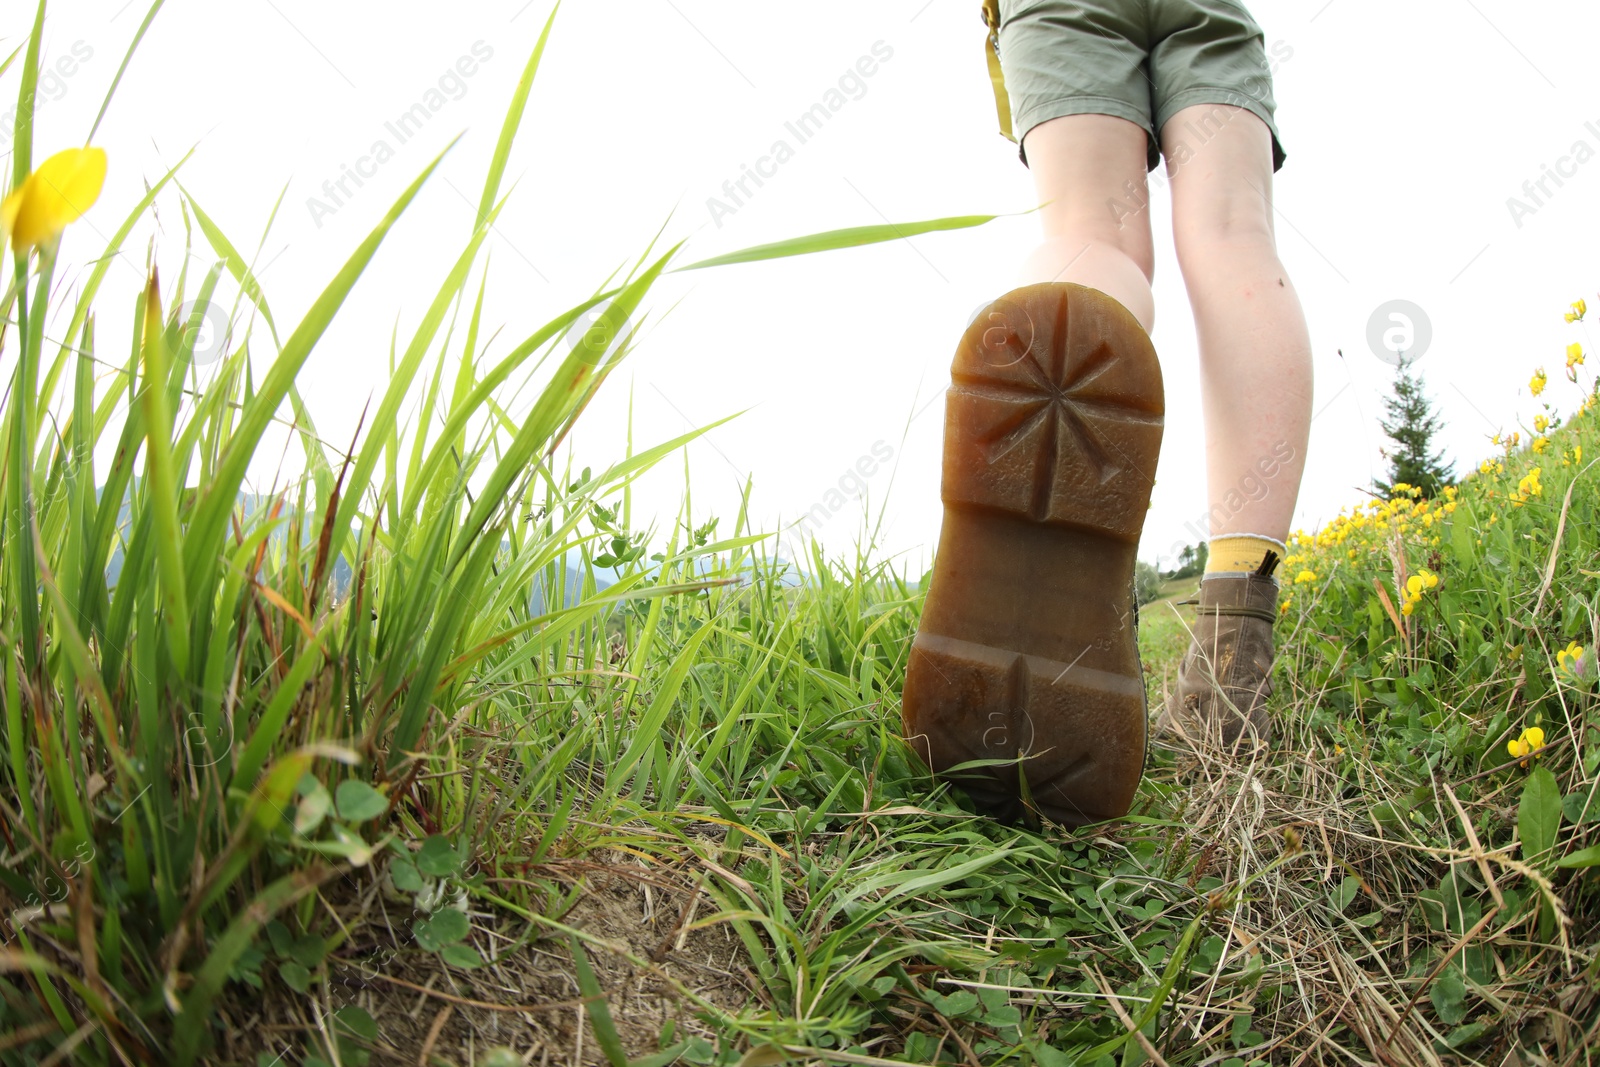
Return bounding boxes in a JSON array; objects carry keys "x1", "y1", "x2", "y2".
[
  {"x1": 1155, "y1": 87, "x2": 1286, "y2": 172},
  {"x1": 1013, "y1": 95, "x2": 1160, "y2": 171}
]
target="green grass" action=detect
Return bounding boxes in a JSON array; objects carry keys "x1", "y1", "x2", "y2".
[{"x1": 3, "y1": 5, "x2": 1599, "y2": 1066}]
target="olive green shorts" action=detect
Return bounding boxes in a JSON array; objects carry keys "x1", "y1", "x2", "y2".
[{"x1": 996, "y1": 0, "x2": 1286, "y2": 172}]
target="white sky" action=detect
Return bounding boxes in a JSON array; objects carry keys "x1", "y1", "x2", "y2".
[{"x1": 8, "y1": 0, "x2": 1600, "y2": 573}]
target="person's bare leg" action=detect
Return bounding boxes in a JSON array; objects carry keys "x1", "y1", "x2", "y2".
[
  {"x1": 1016, "y1": 113, "x2": 1157, "y2": 333},
  {"x1": 1162, "y1": 104, "x2": 1312, "y2": 542}
]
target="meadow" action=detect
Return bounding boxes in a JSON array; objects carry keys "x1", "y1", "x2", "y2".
[{"x1": 1, "y1": 6, "x2": 1597, "y2": 1065}]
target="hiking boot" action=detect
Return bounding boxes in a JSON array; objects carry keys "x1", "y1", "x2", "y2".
[
  {"x1": 1159, "y1": 557, "x2": 1281, "y2": 747},
  {"x1": 901, "y1": 282, "x2": 1163, "y2": 827}
]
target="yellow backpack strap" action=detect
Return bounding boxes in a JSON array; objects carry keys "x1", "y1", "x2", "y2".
[{"x1": 982, "y1": 0, "x2": 1016, "y2": 143}]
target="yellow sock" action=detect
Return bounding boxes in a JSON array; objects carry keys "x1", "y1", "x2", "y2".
[{"x1": 1205, "y1": 534, "x2": 1287, "y2": 574}]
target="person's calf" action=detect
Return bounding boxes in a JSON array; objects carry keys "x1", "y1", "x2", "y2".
[{"x1": 1017, "y1": 236, "x2": 1155, "y2": 332}]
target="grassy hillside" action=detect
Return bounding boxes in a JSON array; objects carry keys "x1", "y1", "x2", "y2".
[{"x1": 3, "y1": 5, "x2": 1598, "y2": 1065}]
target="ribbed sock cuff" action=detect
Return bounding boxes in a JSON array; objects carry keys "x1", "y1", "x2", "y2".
[{"x1": 1205, "y1": 534, "x2": 1288, "y2": 574}]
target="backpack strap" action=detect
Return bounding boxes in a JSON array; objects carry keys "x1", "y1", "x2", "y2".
[{"x1": 982, "y1": 1, "x2": 1016, "y2": 143}]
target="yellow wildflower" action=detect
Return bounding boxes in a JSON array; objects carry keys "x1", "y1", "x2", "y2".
[
  {"x1": 1567, "y1": 298, "x2": 1587, "y2": 322},
  {"x1": 1530, "y1": 369, "x2": 1547, "y2": 397},
  {"x1": 1533, "y1": 436, "x2": 1549, "y2": 454},
  {"x1": 1507, "y1": 725, "x2": 1546, "y2": 766},
  {"x1": 1534, "y1": 414, "x2": 1550, "y2": 433},
  {"x1": 0, "y1": 146, "x2": 107, "y2": 254},
  {"x1": 1294, "y1": 569, "x2": 1318, "y2": 585}
]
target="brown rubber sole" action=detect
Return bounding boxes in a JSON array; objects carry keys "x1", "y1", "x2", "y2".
[{"x1": 901, "y1": 282, "x2": 1164, "y2": 827}]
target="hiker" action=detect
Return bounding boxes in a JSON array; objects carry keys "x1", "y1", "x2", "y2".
[{"x1": 901, "y1": 0, "x2": 1313, "y2": 826}]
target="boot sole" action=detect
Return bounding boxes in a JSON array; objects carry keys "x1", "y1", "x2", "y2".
[{"x1": 902, "y1": 283, "x2": 1163, "y2": 826}]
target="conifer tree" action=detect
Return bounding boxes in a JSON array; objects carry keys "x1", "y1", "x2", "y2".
[{"x1": 1376, "y1": 356, "x2": 1454, "y2": 498}]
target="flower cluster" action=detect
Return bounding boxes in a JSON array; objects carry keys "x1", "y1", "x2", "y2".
[
  {"x1": 1400, "y1": 570, "x2": 1438, "y2": 616},
  {"x1": 1507, "y1": 725, "x2": 1546, "y2": 766},
  {"x1": 1511, "y1": 467, "x2": 1542, "y2": 507},
  {"x1": 1566, "y1": 298, "x2": 1587, "y2": 324},
  {"x1": 1277, "y1": 325, "x2": 1591, "y2": 636},
  {"x1": 1555, "y1": 639, "x2": 1597, "y2": 687}
]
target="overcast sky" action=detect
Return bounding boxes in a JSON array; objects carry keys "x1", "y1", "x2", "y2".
[{"x1": 8, "y1": 0, "x2": 1600, "y2": 572}]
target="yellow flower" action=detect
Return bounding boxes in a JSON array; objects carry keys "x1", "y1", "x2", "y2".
[
  {"x1": 1293, "y1": 569, "x2": 1318, "y2": 585},
  {"x1": 1533, "y1": 435, "x2": 1549, "y2": 454},
  {"x1": 1406, "y1": 575, "x2": 1424, "y2": 596},
  {"x1": 1504, "y1": 726, "x2": 1542, "y2": 767},
  {"x1": 1569, "y1": 298, "x2": 1587, "y2": 322},
  {"x1": 1513, "y1": 467, "x2": 1543, "y2": 507},
  {"x1": 1534, "y1": 414, "x2": 1550, "y2": 433},
  {"x1": 1557, "y1": 641, "x2": 1594, "y2": 683},
  {"x1": 1568, "y1": 343, "x2": 1585, "y2": 366},
  {"x1": 1507, "y1": 726, "x2": 1547, "y2": 766},
  {"x1": 1530, "y1": 369, "x2": 1547, "y2": 397},
  {"x1": 1577, "y1": 445, "x2": 1584, "y2": 463},
  {"x1": 1422, "y1": 570, "x2": 1438, "y2": 588},
  {"x1": 0, "y1": 146, "x2": 107, "y2": 254},
  {"x1": 1401, "y1": 600, "x2": 1415, "y2": 616}
]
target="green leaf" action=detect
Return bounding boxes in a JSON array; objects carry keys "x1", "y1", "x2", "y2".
[
  {"x1": 416, "y1": 835, "x2": 462, "y2": 877},
  {"x1": 414, "y1": 907, "x2": 470, "y2": 951},
  {"x1": 11, "y1": 0, "x2": 45, "y2": 182},
  {"x1": 1443, "y1": 1020, "x2": 1494, "y2": 1048},
  {"x1": 570, "y1": 937, "x2": 628, "y2": 1067},
  {"x1": 928, "y1": 990, "x2": 979, "y2": 1017},
  {"x1": 1557, "y1": 845, "x2": 1600, "y2": 868},
  {"x1": 265, "y1": 920, "x2": 291, "y2": 957},
  {"x1": 476, "y1": 2, "x2": 559, "y2": 225},
  {"x1": 87, "y1": 0, "x2": 168, "y2": 142},
  {"x1": 674, "y1": 213, "x2": 1001, "y2": 272},
  {"x1": 440, "y1": 943, "x2": 484, "y2": 969},
  {"x1": 1563, "y1": 789, "x2": 1599, "y2": 824},
  {"x1": 333, "y1": 1005, "x2": 378, "y2": 1040},
  {"x1": 1430, "y1": 966, "x2": 1468, "y2": 1025},
  {"x1": 334, "y1": 780, "x2": 388, "y2": 823},
  {"x1": 278, "y1": 961, "x2": 311, "y2": 994},
  {"x1": 294, "y1": 776, "x2": 331, "y2": 836},
  {"x1": 287, "y1": 934, "x2": 327, "y2": 969},
  {"x1": 1518, "y1": 766, "x2": 1562, "y2": 867},
  {"x1": 428, "y1": 907, "x2": 470, "y2": 945},
  {"x1": 1332, "y1": 875, "x2": 1360, "y2": 913},
  {"x1": 390, "y1": 853, "x2": 424, "y2": 893}
]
